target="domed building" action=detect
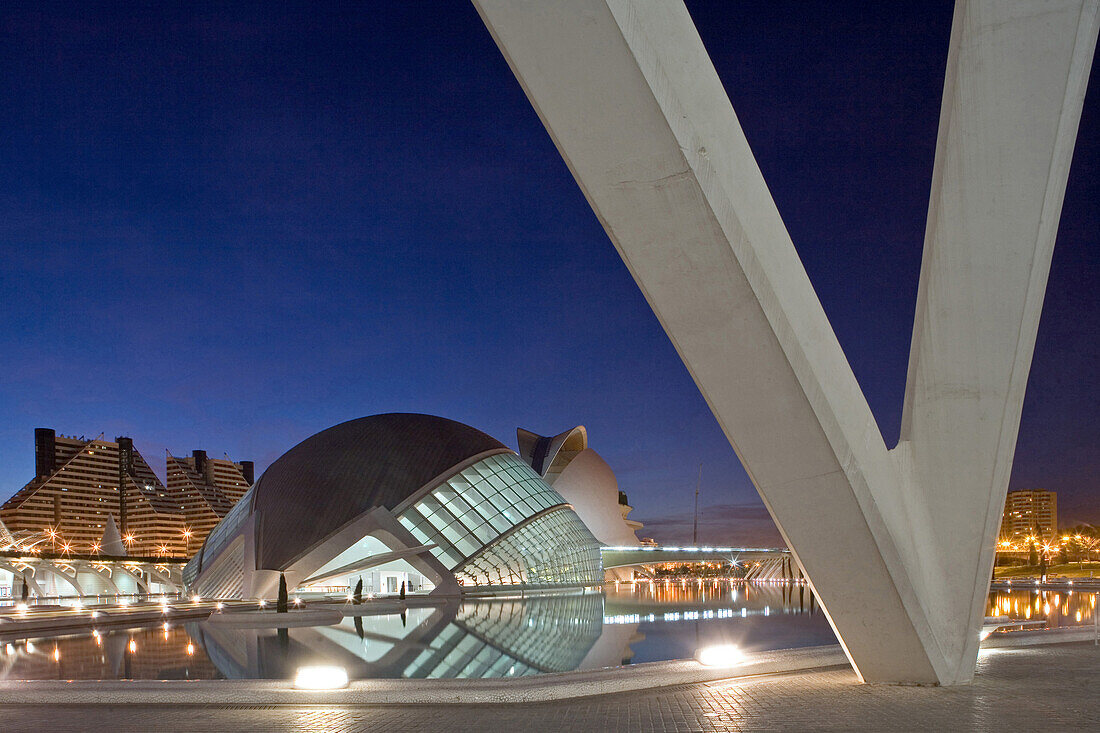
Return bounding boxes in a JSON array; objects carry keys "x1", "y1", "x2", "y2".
[{"x1": 184, "y1": 414, "x2": 603, "y2": 600}]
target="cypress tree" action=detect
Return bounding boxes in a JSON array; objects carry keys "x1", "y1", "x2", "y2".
[
  {"x1": 277, "y1": 573, "x2": 288, "y2": 613},
  {"x1": 399, "y1": 580, "x2": 406, "y2": 600},
  {"x1": 353, "y1": 578, "x2": 363, "y2": 605}
]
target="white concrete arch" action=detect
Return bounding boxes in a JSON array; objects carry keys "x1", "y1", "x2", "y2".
[
  {"x1": 141, "y1": 565, "x2": 182, "y2": 593},
  {"x1": 474, "y1": 0, "x2": 1098, "y2": 684},
  {"x1": 40, "y1": 562, "x2": 85, "y2": 596},
  {"x1": 86, "y1": 564, "x2": 123, "y2": 595},
  {"x1": 0, "y1": 561, "x2": 44, "y2": 598},
  {"x1": 114, "y1": 566, "x2": 150, "y2": 594}
]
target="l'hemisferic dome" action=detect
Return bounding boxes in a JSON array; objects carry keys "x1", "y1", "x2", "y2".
[{"x1": 184, "y1": 414, "x2": 603, "y2": 600}]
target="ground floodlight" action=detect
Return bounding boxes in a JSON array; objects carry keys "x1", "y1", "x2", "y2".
[
  {"x1": 695, "y1": 644, "x2": 744, "y2": 667},
  {"x1": 294, "y1": 665, "x2": 349, "y2": 690}
]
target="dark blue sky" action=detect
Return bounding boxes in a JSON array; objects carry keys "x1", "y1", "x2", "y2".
[{"x1": 1, "y1": 2, "x2": 1096, "y2": 543}]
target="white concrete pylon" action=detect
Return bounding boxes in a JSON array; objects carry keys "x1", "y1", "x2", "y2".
[{"x1": 472, "y1": 0, "x2": 1098, "y2": 684}]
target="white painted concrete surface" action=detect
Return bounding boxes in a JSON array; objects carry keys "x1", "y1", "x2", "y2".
[
  {"x1": 472, "y1": 0, "x2": 1098, "y2": 684},
  {"x1": 552, "y1": 449, "x2": 641, "y2": 548}
]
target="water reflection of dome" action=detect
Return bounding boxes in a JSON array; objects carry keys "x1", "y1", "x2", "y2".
[
  {"x1": 189, "y1": 592, "x2": 629, "y2": 680},
  {"x1": 184, "y1": 414, "x2": 603, "y2": 600}
]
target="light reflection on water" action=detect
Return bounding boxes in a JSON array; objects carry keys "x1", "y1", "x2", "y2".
[
  {"x1": 3, "y1": 584, "x2": 1088, "y2": 681},
  {"x1": 605, "y1": 579, "x2": 835, "y2": 663},
  {"x1": 985, "y1": 588, "x2": 1099, "y2": 628}
]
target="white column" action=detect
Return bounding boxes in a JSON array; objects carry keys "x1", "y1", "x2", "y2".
[{"x1": 472, "y1": 0, "x2": 1097, "y2": 683}]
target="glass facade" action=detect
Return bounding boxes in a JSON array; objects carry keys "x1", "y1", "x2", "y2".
[
  {"x1": 183, "y1": 483, "x2": 255, "y2": 587},
  {"x1": 396, "y1": 452, "x2": 602, "y2": 587},
  {"x1": 457, "y1": 508, "x2": 603, "y2": 587}
]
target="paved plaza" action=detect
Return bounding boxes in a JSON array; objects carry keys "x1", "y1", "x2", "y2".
[{"x1": 4, "y1": 642, "x2": 1098, "y2": 732}]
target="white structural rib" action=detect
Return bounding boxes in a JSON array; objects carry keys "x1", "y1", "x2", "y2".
[
  {"x1": 899, "y1": 0, "x2": 1100, "y2": 683},
  {"x1": 472, "y1": 0, "x2": 1097, "y2": 684}
]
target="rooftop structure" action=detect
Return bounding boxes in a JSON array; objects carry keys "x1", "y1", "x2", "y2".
[{"x1": 184, "y1": 414, "x2": 604, "y2": 600}]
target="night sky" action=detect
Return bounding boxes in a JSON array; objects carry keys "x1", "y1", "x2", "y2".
[{"x1": 1, "y1": 2, "x2": 1096, "y2": 545}]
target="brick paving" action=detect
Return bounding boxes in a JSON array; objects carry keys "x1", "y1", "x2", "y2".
[{"x1": 4, "y1": 643, "x2": 1098, "y2": 732}]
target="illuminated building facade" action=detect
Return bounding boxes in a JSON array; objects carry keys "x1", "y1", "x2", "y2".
[
  {"x1": 166, "y1": 450, "x2": 253, "y2": 555},
  {"x1": 1, "y1": 430, "x2": 184, "y2": 556},
  {"x1": 0, "y1": 428, "x2": 251, "y2": 558},
  {"x1": 999, "y1": 490, "x2": 1058, "y2": 543}
]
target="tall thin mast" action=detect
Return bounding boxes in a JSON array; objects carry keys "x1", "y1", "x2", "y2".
[{"x1": 692, "y1": 463, "x2": 701, "y2": 545}]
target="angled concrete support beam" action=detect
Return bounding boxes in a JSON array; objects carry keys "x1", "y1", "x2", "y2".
[
  {"x1": 87, "y1": 564, "x2": 123, "y2": 596},
  {"x1": 142, "y1": 565, "x2": 181, "y2": 594},
  {"x1": 473, "y1": 0, "x2": 1097, "y2": 684},
  {"x1": 0, "y1": 562, "x2": 44, "y2": 598},
  {"x1": 42, "y1": 563, "x2": 85, "y2": 596}
]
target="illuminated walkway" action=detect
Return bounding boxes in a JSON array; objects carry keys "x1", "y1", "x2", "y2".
[{"x1": 4, "y1": 643, "x2": 1099, "y2": 731}]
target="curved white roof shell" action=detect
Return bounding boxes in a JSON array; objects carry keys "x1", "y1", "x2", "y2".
[
  {"x1": 517, "y1": 426, "x2": 641, "y2": 548},
  {"x1": 552, "y1": 449, "x2": 640, "y2": 547}
]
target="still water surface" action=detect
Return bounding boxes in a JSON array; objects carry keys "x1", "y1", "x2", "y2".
[{"x1": 1, "y1": 583, "x2": 1092, "y2": 680}]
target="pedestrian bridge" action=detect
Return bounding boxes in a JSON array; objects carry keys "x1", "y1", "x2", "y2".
[{"x1": 600, "y1": 546, "x2": 792, "y2": 579}]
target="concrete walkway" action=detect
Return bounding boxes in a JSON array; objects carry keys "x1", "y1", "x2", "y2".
[{"x1": 3, "y1": 642, "x2": 1098, "y2": 731}]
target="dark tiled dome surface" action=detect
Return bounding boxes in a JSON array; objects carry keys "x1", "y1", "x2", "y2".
[{"x1": 253, "y1": 413, "x2": 508, "y2": 569}]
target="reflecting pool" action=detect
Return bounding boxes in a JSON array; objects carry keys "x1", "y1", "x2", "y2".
[
  {"x1": 5, "y1": 583, "x2": 1088, "y2": 681},
  {"x1": 0, "y1": 580, "x2": 831, "y2": 680}
]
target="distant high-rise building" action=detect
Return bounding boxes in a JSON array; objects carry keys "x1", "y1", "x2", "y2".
[
  {"x1": 1, "y1": 429, "x2": 185, "y2": 556},
  {"x1": 999, "y1": 490, "x2": 1058, "y2": 543},
  {"x1": 0, "y1": 428, "x2": 252, "y2": 558},
  {"x1": 166, "y1": 450, "x2": 252, "y2": 555}
]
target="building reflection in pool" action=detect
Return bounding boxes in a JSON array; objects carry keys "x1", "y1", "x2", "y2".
[
  {"x1": 2, "y1": 581, "x2": 842, "y2": 680},
  {"x1": 191, "y1": 591, "x2": 635, "y2": 679}
]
